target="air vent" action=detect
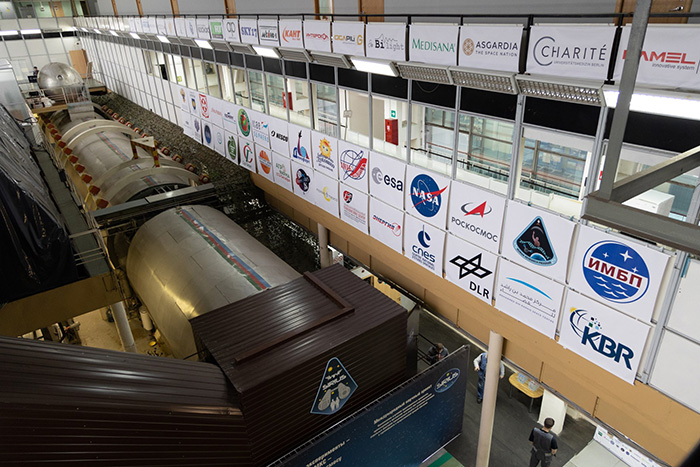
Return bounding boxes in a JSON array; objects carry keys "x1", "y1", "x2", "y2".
[
  {"x1": 230, "y1": 43, "x2": 255, "y2": 55},
  {"x1": 396, "y1": 63, "x2": 452, "y2": 85},
  {"x1": 450, "y1": 68, "x2": 518, "y2": 94},
  {"x1": 516, "y1": 76, "x2": 604, "y2": 106},
  {"x1": 278, "y1": 47, "x2": 312, "y2": 63},
  {"x1": 310, "y1": 52, "x2": 351, "y2": 69}
]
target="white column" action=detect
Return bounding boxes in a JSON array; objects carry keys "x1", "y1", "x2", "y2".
[
  {"x1": 475, "y1": 331, "x2": 504, "y2": 467},
  {"x1": 111, "y1": 301, "x2": 137, "y2": 353},
  {"x1": 318, "y1": 223, "x2": 331, "y2": 268}
]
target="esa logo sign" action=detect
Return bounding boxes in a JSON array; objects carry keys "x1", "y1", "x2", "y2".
[
  {"x1": 371, "y1": 167, "x2": 403, "y2": 191},
  {"x1": 410, "y1": 174, "x2": 447, "y2": 218},
  {"x1": 569, "y1": 309, "x2": 634, "y2": 370},
  {"x1": 582, "y1": 241, "x2": 649, "y2": 304}
]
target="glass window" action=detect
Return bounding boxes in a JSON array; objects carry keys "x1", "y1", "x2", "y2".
[
  {"x1": 266, "y1": 73, "x2": 286, "y2": 119},
  {"x1": 182, "y1": 57, "x2": 196, "y2": 90},
  {"x1": 170, "y1": 55, "x2": 186, "y2": 85},
  {"x1": 218, "y1": 64, "x2": 234, "y2": 102},
  {"x1": 410, "y1": 104, "x2": 454, "y2": 176},
  {"x1": 312, "y1": 83, "x2": 337, "y2": 137},
  {"x1": 203, "y1": 62, "x2": 221, "y2": 98},
  {"x1": 339, "y1": 88, "x2": 369, "y2": 146},
  {"x1": 456, "y1": 114, "x2": 513, "y2": 192},
  {"x1": 232, "y1": 67, "x2": 249, "y2": 107},
  {"x1": 248, "y1": 70, "x2": 266, "y2": 112},
  {"x1": 520, "y1": 138, "x2": 588, "y2": 199},
  {"x1": 372, "y1": 95, "x2": 408, "y2": 160},
  {"x1": 192, "y1": 59, "x2": 208, "y2": 94},
  {"x1": 288, "y1": 78, "x2": 311, "y2": 127}
]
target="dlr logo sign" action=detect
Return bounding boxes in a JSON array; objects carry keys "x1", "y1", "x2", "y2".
[{"x1": 581, "y1": 326, "x2": 634, "y2": 370}]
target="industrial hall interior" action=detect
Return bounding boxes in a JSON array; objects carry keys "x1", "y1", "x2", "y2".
[{"x1": 1, "y1": 0, "x2": 700, "y2": 465}]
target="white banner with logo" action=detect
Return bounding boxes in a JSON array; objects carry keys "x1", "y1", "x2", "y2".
[
  {"x1": 213, "y1": 124, "x2": 225, "y2": 156},
  {"x1": 569, "y1": 224, "x2": 671, "y2": 323},
  {"x1": 369, "y1": 152, "x2": 405, "y2": 209},
  {"x1": 304, "y1": 20, "x2": 331, "y2": 53},
  {"x1": 268, "y1": 117, "x2": 290, "y2": 155},
  {"x1": 272, "y1": 152, "x2": 293, "y2": 191},
  {"x1": 187, "y1": 89, "x2": 199, "y2": 115},
  {"x1": 338, "y1": 140, "x2": 369, "y2": 193},
  {"x1": 340, "y1": 183, "x2": 369, "y2": 234},
  {"x1": 495, "y1": 259, "x2": 565, "y2": 338},
  {"x1": 185, "y1": 18, "x2": 197, "y2": 38},
  {"x1": 594, "y1": 426, "x2": 663, "y2": 467},
  {"x1": 206, "y1": 95, "x2": 225, "y2": 128},
  {"x1": 196, "y1": 18, "x2": 210, "y2": 40},
  {"x1": 180, "y1": 109, "x2": 193, "y2": 138},
  {"x1": 447, "y1": 180, "x2": 505, "y2": 254},
  {"x1": 614, "y1": 26, "x2": 700, "y2": 91},
  {"x1": 332, "y1": 21, "x2": 365, "y2": 56},
  {"x1": 239, "y1": 138, "x2": 256, "y2": 172},
  {"x1": 559, "y1": 291, "x2": 650, "y2": 384},
  {"x1": 370, "y1": 197, "x2": 404, "y2": 253},
  {"x1": 315, "y1": 172, "x2": 340, "y2": 217},
  {"x1": 174, "y1": 84, "x2": 188, "y2": 112},
  {"x1": 223, "y1": 18, "x2": 240, "y2": 43},
  {"x1": 289, "y1": 123, "x2": 312, "y2": 167},
  {"x1": 224, "y1": 131, "x2": 238, "y2": 164},
  {"x1": 445, "y1": 234, "x2": 497, "y2": 304},
  {"x1": 209, "y1": 17, "x2": 223, "y2": 40},
  {"x1": 409, "y1": 24, "x2": 459, "y2": 66},
  {"x1": 458, "y1": 25, "x2": 521, "y2": 72},
  {"x1": 404, "y1": 165, "x2": 451, "y2": 229},
  {"x1": 250, "y1": 110, "x2": 270, "y2": 148},
  {"x1": 191, "y1": 117, "x2": 202, "y2": 143},
  {"x1": 404, "y1": 214, "x2": 446, "y2": 276},
  {"x1": 312, "y1": 131, "x2": 339, "y2": 178},
  {"x1": 239, "y1": 18, "x2": 259, "y2": 45},
  {"x1": 527, "y1": 25, "x2": 616, "y2": 80},
  {"x1": 256, "y1": 144, "x2": 274, "y2": 182},
  {"x1": 222, "y1": 101, "x2": 238, "y2": 133},
  {"x1": 156, "y1": 17, "x2": 167, "y2": 36},
  {"x1": 164, "y1": 18, "x2": 176, "y2": 36},
  {"x1": 174, "y1": 18, "x2": 186, "y2": 37},
  {"x1": 279, "y1": 19, "x2": 304, "y2": 49},
  {"x1": 292, "y1": 162, "x2": 314, "y2": 201},
  {"x1": 366, "y1": 23, "x2": 407, "y2": 61},
  {"x1": 258, "y1": 19, "x2": 280, "y2": 47},
  {"x1": 236, "y1": 106, "x2": 252, "y2": 139},
  {"x1": 501, "y1": 202, "x2": 575, "y2": 283}
]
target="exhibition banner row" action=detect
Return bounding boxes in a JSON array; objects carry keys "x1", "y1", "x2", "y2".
[
  {"x1": 76, "y1": 15, "x2": 700, "y2": 90},
  {"x1": 174, "y1": 82, "x2": 672, "y2": 384}
]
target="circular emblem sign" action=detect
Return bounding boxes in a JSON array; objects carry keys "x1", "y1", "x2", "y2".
[
  {"x1": 462, "y1": 38, "x2": 475, "y2": 56},
  {"x1": 238, "y1": 108, "x2": 250, "y2": 137},
  {"x1": 582, "y1": 240, "x2": 650, "y2": 304}
]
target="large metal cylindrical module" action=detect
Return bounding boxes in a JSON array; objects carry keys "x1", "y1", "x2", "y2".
[
  {"x1": 37, "y1": 62, "x2": 85, "y2": 101},
  {"x1": 126, "y1": 205, "x2": 301, "y2": 359}
]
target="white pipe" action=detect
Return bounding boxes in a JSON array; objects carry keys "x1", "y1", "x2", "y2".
[
  {"x1": 318, "y1": 223, "x2": 331, "y2": 268},
  {"x1": 139, "y1": 306, "x2": 153, "y2": 332},
  {"x1": 475, "y1": 330, "x2": 504, "y2": 467},
  {"x1": 111, "y1": 301, "x2": 137, "y2": 353}
]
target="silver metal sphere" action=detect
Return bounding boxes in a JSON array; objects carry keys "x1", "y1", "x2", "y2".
[{"x1": 37, "y1": 63, "x2": 85, "y2": 101}]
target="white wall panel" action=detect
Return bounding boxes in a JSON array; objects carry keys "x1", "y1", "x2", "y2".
[
  {"x1": 178, "y1": 0, "x2": 225, "y2": 15},
  {"x1": 650, "y1": 331, "x2": 700, "y2": 412},
  {"x1": 141, "y1": 0, "x2": 172, "y2": 15}
]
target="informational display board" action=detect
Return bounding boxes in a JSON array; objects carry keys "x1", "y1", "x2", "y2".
[
  {"x1": 271, "y1": 348, "x2": 468, "y2": 467},
  {"x1": 256, "y1": 144, "x2": 274, "y2": 182},
  {"x1": 409, "y1": 24, "x2": 460, "y2": 66},
  {"x1": 332, "y1": 21, "x2": 365, "y2": 56},
  {"x1": 279, "y1": 19, "x2": 304, "y2": 49},
  {"x1": 314, "y1": 172, "x2": 340, "y2": 217},
  {"x1": 404, "y1": 214, "x2": 446, "y2": 276},
  {"x1": 289, "y1": 123, "x2": 313, "y2": 166},
  {"x1": 404, "y1": 165, "x2": 451, "y2": 229},
  {"x1": 187, "y1": 89, "x2": 199, "y2": 115},
  {"x1": 447, "y1": 180, "x2": 505, "y2": 254},
  {"x1": 292, "y1": 161, "x2": 314, "y2": 201},
  {"x1": 495, "y1": 259, "x2": 565, "y2": 338},
  {"x1": 338, "y1": 140, "x2": 370, "y2": 193},
  {"x1": 444, "y1": 234, "x2": 498, "y2": 304},
  {"x1": 312, "y1": 131, "x2": 339, "y2": 178},
  {"x1": 559, "y1": 291, "x2": 650, "y2": 384},
  {"x1": 366, "y1": 23, "x2": 407, "y2": 61},
  {"x1": 273, "y1": 152, "x2": 293, "y2": 191},
  {"x1": 340, "y1": 183, "x2": 369, "y2": 234},
  {"x1": 370, "y1": 197, "x2": 404, "y2": 254},
  {"x1": 304, "y1": 20, "x2": 332, "y2": 53},
  {"x1": 369, "y1": 152, "x2": 405, "y2": 209},
  {"x1": 458, "y1": 25, "x2": 522, "y2": 72}
]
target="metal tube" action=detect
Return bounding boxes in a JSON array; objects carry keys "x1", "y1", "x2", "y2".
[
  {"x1": 475, "y1": 330, "x2": 504, "y2": 467},
  {"x1": 111, "y1": 301, "x2": 137, "y2": 353},
  {"x1": 318, "y1": 223, "x2": 330, "y2": 268}
]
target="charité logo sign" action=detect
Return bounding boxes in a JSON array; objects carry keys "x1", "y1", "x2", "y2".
[{"x1": 533, "y1": 35, "x2": 609, "y2": 69}]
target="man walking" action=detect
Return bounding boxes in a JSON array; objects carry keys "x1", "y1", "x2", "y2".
[
  {"x1": 473, "y1": 351, "x2": 504, "y2": 403},
  {"x1": 529, "y1": 417, "x2": 558, "y2": 467}
]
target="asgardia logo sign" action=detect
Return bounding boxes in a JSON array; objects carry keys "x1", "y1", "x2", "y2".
[
  {"x1": 462, "y1": 38, "x2": 518, "y2": 57},
  {"x1": 410, "y1": 174, "x2": 447, "y2": 218},
  {"x1": 569, "y1": 308, "x2": 634, "y2": 370},
  {"x1": 533, "y1": 35, "x2": 608, "y2": 69},
  {"x1": 582, "y1": 241, "x2": 649, "y2": 304}
]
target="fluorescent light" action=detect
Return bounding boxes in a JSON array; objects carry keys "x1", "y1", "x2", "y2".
[
  {"x1": 80, "y1": 27, "x2": 89, "y2": 32},
  {"x1": 129, "y1": 32, "x2": 141, "y2": 39},
  {"x1": 603, "y1": 89, "x2": 700, "y2": 121},
  {"x1": 0, "y1": 30, "x2": 18, "y2": 36},
  {"x1": 194, "y1": 39, "x2": 213, "y2": 49},
  {"x1": 20, "y1": 29, "x2": 41, "y2": 35},
  {"x1": 252, "y1": 45, "x2": 280, "y2": 58},
  {"x1": 156, "y1": 35, "x2": 170, "y2": 43},
  {"x1": 109, "y1": 30, "x2": 119, "y2": 36},
  {"x1": 93, "y1": 28, "x2": 101, "y2": 34},
  {"x1": 350, "y1": 57, "x2": 398, "y2": 77}
]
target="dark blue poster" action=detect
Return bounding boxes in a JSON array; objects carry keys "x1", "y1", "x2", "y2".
[{"x1": 271, "y1": 347, "x2": 468, "y2": 467}]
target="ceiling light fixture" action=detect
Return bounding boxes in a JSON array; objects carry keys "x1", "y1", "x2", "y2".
[
  {"x1": 194, "y1": 38, "x2": 213, "y2": 50},
  {"x1": 252, "y1": 45, "x2": 280, "y2": 58},
  {"x1": 0, "y1": 30, "x2": 18, "y2": 36},
  {"x1": 350, "y1": 57, "x2": 398, "y2": 77},
  {"x1": 20, "y1": 29, "x2": 41, "y2": 35},
  {"x1": 156, "y1": 35, "x2": 170, "y2": 43},
  {"x1": 603, "y1": 87, "x2": 700, "y2": 121},
  {"x1": 129, "y1": 32, "x2": 141, "y2": 39}
]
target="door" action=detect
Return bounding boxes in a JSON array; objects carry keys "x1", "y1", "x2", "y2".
[
  {"x1": 616, "y1": 0, "x2": 693, "y2": 23},
  {"x1": 359, "y1": 0, "x2": 384, "y2": 22},
  {"x1": 50, "y1": 1, "x2": 65, "y2": 17}
]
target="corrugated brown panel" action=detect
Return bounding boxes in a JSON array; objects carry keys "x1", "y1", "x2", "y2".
[
  {"x1": 0, "y1": 336, "x2": 254, "y2": 466},
  {"x1": 191, "y1": 264, "x2": 408, "y2": 465}
]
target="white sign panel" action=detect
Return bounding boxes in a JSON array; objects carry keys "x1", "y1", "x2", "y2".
[
  {"x1": 196, "y1": 18, "x2": 210, "y2": 40},
  {"x1": 156, "y1": 17, "x2": 167, "y2": 36},
  {"x1": 614, "y1": 26, "x2": 700, "y2": 91},
  {"x1": 332, "y1": 21, "x2": 365, "y2": 56},
  {"x1": 223, "y1": 18, "x2": 240, "y2": 43},
  {"x1": 527, "y1": 25, "x2": 615, "y2": 80},
  {"x1": 569, "y1": 225, "x2": 671, "y2": 323},
  {"x1": 239, "y1": 138, "x2": 256, "y2": 172},
  {"x1": 237, "y1": 106, "x2": 252, "y2": 139},
  {"x1": 338, "y1": 140, "x2": 369, "y2": 193},
  {"x1": 258, "y1": 19, "x2": 280, "y2": 47},
  {"x1": 250, "y1": 110, "x2": 270, "y2": 147},
  {"x1": 292, "y1": 162, "x2": 314, "y2": 201},
  {"x1": 268, "y1": 118, "x2": 290, "y2": 155},
  {"x1": 404, "y1": 214, "x2": 446, "y2": 276},
  {"x1": 304, "y1": 20, "x2": 332, "y2": 53},
  {"x1": 340, "y1": 183, "x2": 369, "y2": 234},
  {"x1": 366, "y1": 23, "x2": 406, "y2": 61},
  {"x1": 165, "y1": 18, "x2": 176, "y2": 37},
  {"x1": 185, "y1": 18, "x2": 197, "y2": 39},
  {"x1": 447, "y1": 180, "x2": 506, "y2": 254},
  {"x1": 198, "y1": 92, "x2": 211, "y2": 122},
  {"x1": 458, "y1": 25, "x2": 521, "y2": 72},
  {"x1": 222, "y1": 101, "x2": 238, "y2": 133},
  {"x1": 180, "y1": 109, "x2": 193, "y2": 138},
  {"x1": 224, "y1": 131, "x2": 238, "y2": 164},
  {"x1": 209, "y1": 18, "x2": 224, "y2": 40},
  {"x1": 559, "y1": 291, "x2": 650, "y2": 384},
  {"x1": 311, "y1": 131, "x2": 339, "y2": 178},
  {"x1": 501, "y1": 202, "x2": 575, "y2": 283},
  {"x1": 273, "y1": 152, "x2": 293, "y2": 191},
  {"x1": 279, "y1": 19, "x2": 304, "y2": 49},
  {"x1": 409, "y1": 24, "x2": 459, "y2": 66},
  {"x1": 255, "y1": 144, "x2": 274, "y2": 182},
  {"x1": 213, "y1": 125, "x2": 225, "y2": 156},
  {"x1": 594, "y1": 426, "x2": 663, "y2": 467},
  {"x1": 174, "y1": 84, "x2": 188, "y2": 112},
  {"x1": 445, "y1": 234, "x2": 498, "y2": 304},
  {"x1": 369, "y1": 152, "x2": 405, "y2": 209},
  {"x1": 239, "y1": 18, "x2": 259, "y2": 45},
  {"x1": 495, "y1": 260, "x2": 565, "y2": 338},
  {"x1": 315, "y1": 172, "x2": 340, "y2": 217},
  {"x1": 201, "y1": 120, "x2": 214, "y2": 148},
  {"x1": 404, "y1": 165, "x2": 451, "y2": 229},
  {"x1": 175, "y1": 18, "x2": 186, "y2": 37},
  {"x1": 370, "y1": 197, "x2": 404, "y2": 253},
  {"x1": 288, "y1": 123, "x2": 312, "y2": 166}
]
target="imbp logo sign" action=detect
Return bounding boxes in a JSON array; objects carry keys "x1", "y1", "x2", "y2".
[{"x1": 582, "y1": 241, "x2": 649, "y2": 304}]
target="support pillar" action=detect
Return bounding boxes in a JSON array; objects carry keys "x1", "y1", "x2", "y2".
[
  {"x1": 318, "y1": 223, "x2": 331, "y2": 268},
  {"x1": 475, "y1": 331, "x2": 504, "y2": 467},
  {"x1": 111, "y1": 301, "x2": 137, "y2": 353}
]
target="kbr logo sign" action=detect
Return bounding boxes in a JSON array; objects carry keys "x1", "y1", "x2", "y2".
[
  {"x1": 582, "y1": 241, "x2": 650, "y2": 304},
  {"x1": 410, "y1": 174, "x2": 447, "y2": 218},
  {"x1": 569, "y1": 308, "x2": 634, "y2": 370},
  {"x1": 435, "y1": 368, "x2": 460, "y2": 393}
]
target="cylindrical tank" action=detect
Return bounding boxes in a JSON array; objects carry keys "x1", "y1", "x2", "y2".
[
  {"x1": 37, "y1": 62, "x2": 85, "y2": 102},
  {"x1": 126, "y1": 205, "x2": 301, "y2": 359}
]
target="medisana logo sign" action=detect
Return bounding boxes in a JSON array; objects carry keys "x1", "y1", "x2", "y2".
[{"x1": 409, "y1": 24, "x2": 460, "y2": 66}]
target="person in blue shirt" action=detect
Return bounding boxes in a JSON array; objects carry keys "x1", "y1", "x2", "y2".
[
  {"x1": 427, "y1": 342, "x2": 448, "y2": 364},
  {"x1": 473, "y1": 351, "x2": 504, "y2": 403}
]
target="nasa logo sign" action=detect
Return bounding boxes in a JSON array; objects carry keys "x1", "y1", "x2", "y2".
[
  {"x1": 569, "y1": 308, "x2": 634, "y2": 370},
  {"x1": 238, "y1": 109, "x2": 250, "y2": 137},
  {"x1": 296, "y1": 168, "x2": 310, "y2": 192},
  {"x1": 513, "y1": 216, "x2": 556, "y2": 266},
  {"x1": 582, "y1": 241, "x2": 649, "y2": 304},
  {"x1": 435, "y1": 368, "x2": 460, "y2": 393},
  {"x1": 340, "y1": 148, "x2": 367, "y2": 181},
  {"x1": 410, "y1": 174, "x2": 447, "y2": 218}
]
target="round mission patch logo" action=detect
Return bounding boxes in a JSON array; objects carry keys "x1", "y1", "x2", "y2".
[{"x1": 582, "y1": 240, "x2": 650, "y2": 304}]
